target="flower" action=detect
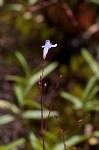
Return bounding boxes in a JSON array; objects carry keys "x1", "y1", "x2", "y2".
[{"x1": 42, "y1": 40, "x2": 57, "y2": 59}]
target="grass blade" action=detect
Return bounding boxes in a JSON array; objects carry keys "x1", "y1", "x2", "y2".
[
  {"x1": 21, "y1": 110, "x2": 58, "y2": 119},
  {"x1": 0, "y1": 138, "x2": 25, "y2": 150},
  {"x1": 0, "y1": 100, "x2": 20, "y2": 114},
  {"x1": 81, "y1": 49, "x2": 99, "y2": 79},
  {"x1": 60, "y1": 91, "x2": 83, "y2": 109},
  {"x1": 53, "y1": 134, "x2": 90, "y2": 150},
  {"x1": 0, "y1": 115, "x2": 15, "y2": 125},
  {"x1": 15, "y1": 51, "x2": 31, "y2": 78},
  {"x1": 82, "y1": 75, "x2": 97, "y2": 101},
  {"x1": 24, "y1": 62, "x2": 58, "y2": 97}
]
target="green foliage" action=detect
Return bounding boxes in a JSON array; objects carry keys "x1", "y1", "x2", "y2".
[
  {"x1": 0, "y1": 52, "x2": 58, "y2": 149},
  {"x1": 0, "y1": 1, "x2": 99, "y2": 149},
  {"x1": 29, "y1": 132, "x2": 42, "y2": 150},
  {"x1": 53, "y1": 130, "x2": 99, "y2": 150},
  {"x1": 0, "y1": 138, "x2": 25, "y2": 150},
  {"x1": 21, "y1": 110, "x2": 57, "y2": 119},
  {"x1": 24, "y1": 61, "x2": 58, "y2": 97},
  {"x1": 0, "y1": 0, "x2": 4, "y2": 7},
  {"x1": 1, "y1": 50, "x2": 99, "y2": 149},
  {"x1": 59, "y1": 49, "x2": 99, "y2": 149},
  {"x1": 28, "y1": 0, "x2": 37, "y2": 5},
  {"x1": 15, "y1": 51, "x2": 31, "y2": 79},
  {"x1": 81, "y1": 49, "x2": 99, "y2": 79},
  {"x1": 88, "y1": 0, "x2": 99, "y2": 5},
  {"x1": 60, "y1": 49, "x2": 99, "y2": 112},
  {"x1": 53, "y1": 134, "x2": 90, "y2": 150},
  {"x1": 7, "y1": 4, "x2": 24, "y2": 12},
  {"x1": 60, "y1": 92, "x2": 83, "y2": 109},
  {"x1": 0, "y1": 115, "x2": 15, "y2": 126}
]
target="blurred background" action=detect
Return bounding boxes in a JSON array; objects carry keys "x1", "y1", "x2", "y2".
[{"x1": 0, "y1": 0, "x2": 99, "y2": 150}]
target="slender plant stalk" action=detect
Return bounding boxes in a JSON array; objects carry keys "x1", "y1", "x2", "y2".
[
  {"x1": 54, "y1": 114, "x2": 77, "y2": 150},
  {"x1": 54, "y1": 115, "x2": 66, "y2": 150},
  {"x1": 39, "y1": 61, "x2": 62, "y2": 149},
  {"x1": 44, "y1": 75, "x2": 62, "y2": 131},
  {"x1": 54, "y1": 115, "x2": 90, "y2": 150},
  {"x1": 39, "y1": 40, "x2": 57, "y2": 149},
  {"x1": 44, "y1": 97, "x2": 55, "y2": 131},
  {"x1": 39, "y1": 57, "x2": 45, "y2": 150}
]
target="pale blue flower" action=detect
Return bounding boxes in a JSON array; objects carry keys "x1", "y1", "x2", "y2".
[{"x1": 42, "y1": 40, "x2": 57, "y2": 59}]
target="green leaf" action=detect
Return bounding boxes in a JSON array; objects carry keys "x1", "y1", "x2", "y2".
[
  {"x1": 60, "y1": 91, "x2": 83, "y2": 109},
  {"x1": 0, "y1": 115, "x2": 15, "y2": 125},
  {"x1": 53, "y1": 134, "x2": 90, "y2": 150},
  {"x1": 28, "y1": 0, "x2": 37, "y2": 5},
  {"x1": 81, "y1": 49, "x2": 99, "y2": 79},
  {"x1": 67, "y1": 134, "x2": 91, "y2": 146},
  {"x1": 85, "y1": 101, "x2": 99, "y2": 111},
  {"x1": 21, "y1": 110, "x2": 58, "y2": 119},
  {"x1": 93, "y1": 131, "x2": 99, "y2": 137},
  {"x1": 7, "y1": 4, "x2": 24, "y2": 12},
  {"x1": 24, "y1": 100, "x2": 43, "y2": 109},
  {"x1": 29, "y1": 132, "x2": 42, "y2": 150},
  {"x1": 82, "y1": 75, "x2": 97, "y2": 101},
  {"x1": 0, "y1": 138, "x2": 25, "y2": 150},
  {"x1": 89, "y1": 0, "x2": 99, "y2": 5},
  {"x1": 24, "y1": 62, "x2": 58, "y2": 97},
  {"x1": 0, "y1": 0, "x2": 4, "y2": 7},
  {"x1": 45, "y1": 131, "x2": 56, "y2": 141},
  {"x1": 0, "y1": 100, "x2": 20, "y2": 114},
  {"x1": 15, "y1": 51, "x2": 31, "y2": 78},
  {"x1": 5, "y1": 75, "x2": 25, "y2": 84},
  {"x1": 86, "y1": 86, "x2": 99, "y2": 102},
  {"x1": 14, "y1": 85, "x2": 24, "y2": 106}
]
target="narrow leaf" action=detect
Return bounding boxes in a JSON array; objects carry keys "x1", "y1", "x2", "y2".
[
  {"x1": 21, "y1": 110, "x2": 58, "y2": 119},
  {"x1": 29, "y1": 132, "x2": 42, "y2": 150},
  {"x1": 81, "y1": 49, "x2": 99, "y2": 79},
  {"x1": 24, "y1": 62, "x2": 58, "y2": 97},
  {"x1": 89, "y1": 0, "x2": 99, "y2": 5},
  {"x1": 15, "y1": 51, "x2": 31, "y2": 78},
  {"x1": 0, "y1": 138, "x2": 25, "y2": 150},
  {"x1": 93, "y1": 131, "x2": 99, "y2": 137},
  {"x1": 86, "y1": 86, "x2": 99, "y2": 102},
  {"x1": 53, "y1": 134, "x2": 91, "y2": 150},
  {"x1": 28, "y1": 0, "x2": 37, "y2": 5},
  {"x1": 82, "y1": 75, "x2": 97, "y2": 101},
  {"x1": 85, "y1": 101, "x2": 99, "y2": 111},
  {"x1": 14, "y1": 85, "x2": 24, "y2": 106},
  {"x1": 7, "y1": 4, "x2": 24, "y2": 12},
  {"x1": 0, "y1": 115, "x2": 15, "y2": 125},
  {"x1": 60, "y1": 91, "x2": 83, "y2": 109},
  {"x1": 5, "y1": 75, "x2": 25, "y2": 84},
  {"x1": 0, "y1": 100, "x2": 20, "y2": 114}
]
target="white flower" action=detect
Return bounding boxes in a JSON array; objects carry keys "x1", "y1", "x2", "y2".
[{"x1": 42, "y1": 40, "x2": 57, "y2": 59}]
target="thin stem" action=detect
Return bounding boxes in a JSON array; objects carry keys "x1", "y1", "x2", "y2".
[
  {"x1": 40, "y1": 87, "x2": 45, "y2": 150},
  {"x1": 54, "y1": 115, "x2": 66, "y2": 150},
  {"x1": 39, "y1": 57, "x2": 45, "y2": 150},
  {"x1": 64, "y1": 114, "x2": 90, "y2": 135},
  {"x1": 44, "y1": 75, "x2": 62, "y2": 131},
  {"x1": 54, "y1": 115, "x2": 90, "y2": 150},
  {"x1": 44, "y1": 97, "x2": 54, "y2": 131}
]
